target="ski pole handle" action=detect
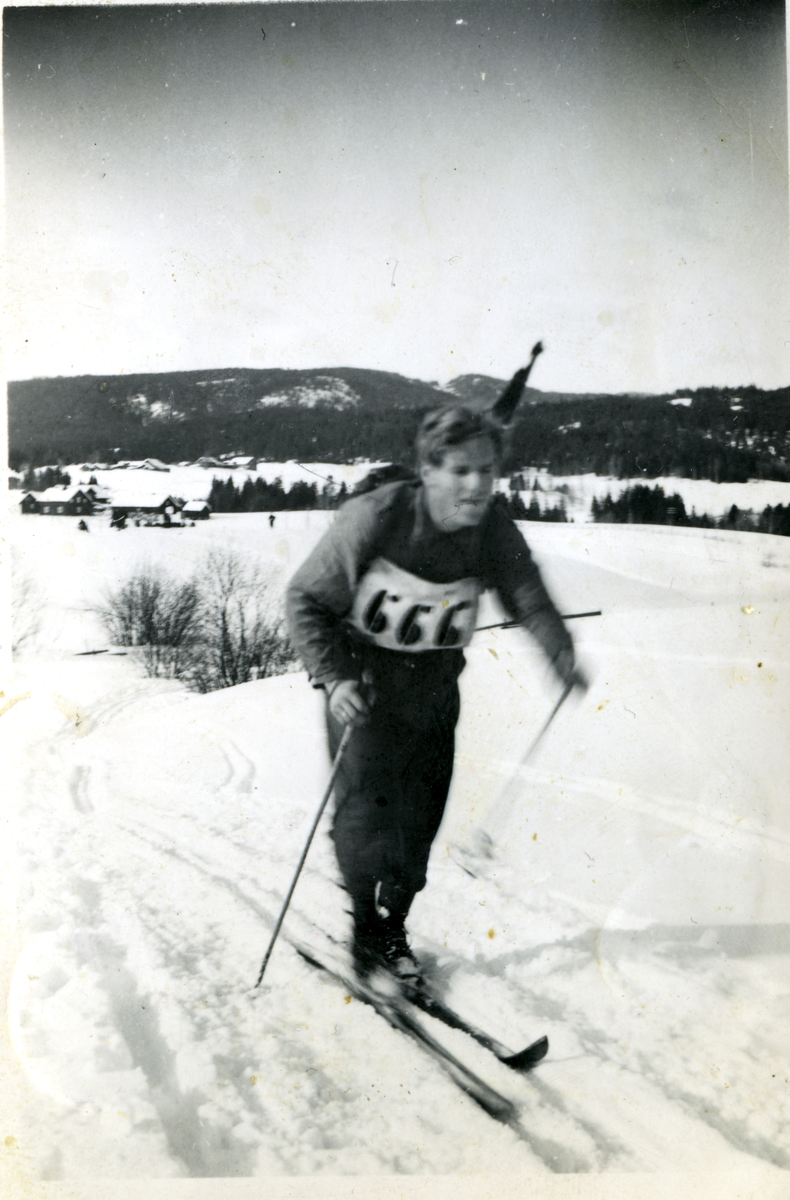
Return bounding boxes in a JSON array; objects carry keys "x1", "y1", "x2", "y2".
[{"x1": 254, "y1": 723, "x2": 353, "y2": 989}]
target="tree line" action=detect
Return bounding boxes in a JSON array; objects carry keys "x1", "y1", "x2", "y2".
[
  {"x1": 207, "y1": 475, "x2": 349, "y2": 513},
  {"x1": 19, "y1": 465, "x2": 72, "y2": 491},
  {"x1": 591, "y1": 484, "x2": 790, "y2": 537},
  {"x1": 209, "y1": 474, "x2": 790, "y2": 536}
]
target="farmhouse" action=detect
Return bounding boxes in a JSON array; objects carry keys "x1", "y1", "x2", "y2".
[
  {"x1": 109, "y1": 492, "x2": 184, "y2": 522},
  {"x1": 81, "y1": 484, "x2": 111, "y2": 504},
  {"x1": 222, "y1": 455, "x2": 258, "y2": 469},
  {"x1": 20, "y1": 488, "x2": 95, "y2": 516},
  {"x1": 181, "y1": 500, "x2": 211, "y2": 521}
]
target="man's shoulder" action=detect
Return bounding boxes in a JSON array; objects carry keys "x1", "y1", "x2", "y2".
[
  {"x1": 481, "y1": 494, "x2": 533, "y2": 559},
  {"x1": 485, "y1": 493, "x2": 524, "y2": 534},
  {"x1": 351, "y1": 463, "x2": 418, "y2": 496},
  {"x1": 341, "y1": 478, "x2": 418, "y2": 524}
]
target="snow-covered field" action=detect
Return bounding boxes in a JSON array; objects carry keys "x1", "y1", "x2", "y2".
[
  {"x1": 15, "y1": 459, "x2": 790, "y2": 524},
  {"x1": 3, "y1": 507, "x2": 790, "y2": 1189},
  {"x1": 43, "y1": 461, "x2": 392, "y2": 507},
  {"x1": 508, "y1": 469, "x2": 790, "y2": 523}
]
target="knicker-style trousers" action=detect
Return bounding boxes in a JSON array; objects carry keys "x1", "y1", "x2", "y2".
[{"x1": 326, "y1": 645, "x2": 462, "y2": 922}]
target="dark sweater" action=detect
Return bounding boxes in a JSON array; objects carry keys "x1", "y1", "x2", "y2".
[{"x1": 286, "y1": 480, "x2": 572, "y2": 689}]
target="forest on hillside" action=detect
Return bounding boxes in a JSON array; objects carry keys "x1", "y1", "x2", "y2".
[
  {"x1": 508, "y1": 387, "x2": 790, "y2": 481},
  {"x1": 8, "y1": 367, "x2": 790, "y2": 483},
  {"x1": 7, "y1": 367, "x2": 443, "y2": 469}
]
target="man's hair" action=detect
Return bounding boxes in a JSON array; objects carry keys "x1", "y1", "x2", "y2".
[{"x1": 415, "y1": 405, "x2": 506, "y2": 467}]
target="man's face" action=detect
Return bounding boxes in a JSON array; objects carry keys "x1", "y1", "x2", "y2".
[{"x1": 420, "y1": 436, "x2": 497, "y2": 532}]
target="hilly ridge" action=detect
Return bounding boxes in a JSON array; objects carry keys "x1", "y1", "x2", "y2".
[
  {"x1": 8, "y1": 366, "x2": 449, "y2": 469},
  {"x1": 8, "y1": 366, "x2": 790, "y2": 482}
]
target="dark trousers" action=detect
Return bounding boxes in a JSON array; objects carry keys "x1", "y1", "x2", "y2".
[{"x1": 326, "y1": 650, "x2": 461, "y2": 926}]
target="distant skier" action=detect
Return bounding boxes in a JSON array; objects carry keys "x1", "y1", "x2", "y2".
[
  {"x1": 77, "y1": 519, "x2": 89, "y2": 532},
  {"x1": 269, "y1": 514, "x2": 276, "y2": 529},
  {"x1": 286, "y1": 356, "x2": 586, "y2": 988}
]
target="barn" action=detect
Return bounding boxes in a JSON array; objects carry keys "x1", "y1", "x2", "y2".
[
  {"x1": 181, "y1": 501, "x2": 211, "y2": 521},
  {"x1": 109, "y1": 493, "x2": 184, "y2": 524}
]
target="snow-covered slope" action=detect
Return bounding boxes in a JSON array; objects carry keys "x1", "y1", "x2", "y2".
[{"x1": 3, "y1": 513, "x2": 790, "y2": 1181}]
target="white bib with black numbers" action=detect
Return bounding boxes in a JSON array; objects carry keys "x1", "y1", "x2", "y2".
[{"x1": 348, "y1": 557, "x2": 481, "y2": 652}]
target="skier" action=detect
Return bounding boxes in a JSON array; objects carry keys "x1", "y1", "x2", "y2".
[
  {"x1": 269, "y1": 514, "x2": 276, "y2": 529},
  {"x1": 286, "y1": 402, "x2": 587, "y2": 987}
]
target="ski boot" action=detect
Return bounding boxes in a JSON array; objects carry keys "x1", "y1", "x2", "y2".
[
  {"x1": 380, "y1": 917, "x2": 422, "y2": 989},
  {"x1": 351, "y1": 915, "x2": 421, "y2": 998}
]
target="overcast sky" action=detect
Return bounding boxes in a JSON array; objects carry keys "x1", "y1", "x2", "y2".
[{"x1": 4, "y1": 0, "x2": 789, "y2": 393}]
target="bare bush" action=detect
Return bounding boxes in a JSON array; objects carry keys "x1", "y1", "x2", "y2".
[
  {"x1": 95, "y1": 567, "x2": 202, "y2": 679},
  {"x1": 140, "y1": 581, "x2": 203, "y2": 680},
  {"x1": 94, "y1": 553, "x2": 294, "y2": 691},
  {"x1": 183, "y1": 551, "x2": 295, "y2": 692}
]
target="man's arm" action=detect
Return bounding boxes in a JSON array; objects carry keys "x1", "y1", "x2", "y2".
[
  {"x1": 484, "y1": 509, "x2": 588, "y2": 691},
  {"x1": 285, "y1": 489, "x2": 399, "y2": 690}
]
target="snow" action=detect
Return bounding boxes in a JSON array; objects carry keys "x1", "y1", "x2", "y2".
[
  {"x1": 3, "y1": 507, "x2": 790, "y2": 1181},
  {"x1": 54, "y1": 461, "x2": 392, "y2": 507},
  {"x1": 13, "y1": 461, "x2": 790, "y2": 530},
  {"x1": 20, "y1": 485, "x2": 87, "y2": 503},
  {"x1": 253, "y1": 378, "x2": 361, "y2": 410},
  {"x1": 503, "y1": 470, "x2": 790, "y2": 523},
  {"x1": 104, "y1": 490, "x2": 181, "y2": 510}
]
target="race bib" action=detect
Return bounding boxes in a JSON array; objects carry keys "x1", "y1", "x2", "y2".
[{"x1": 348, "y1": 558, "x2": 481, "y2": 652}]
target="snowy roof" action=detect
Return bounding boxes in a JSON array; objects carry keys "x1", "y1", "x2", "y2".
[
  {"x1": 110, "y1": 491, "x2": 183, "y2": 508},
  {"x1": 28, "y1": 487, "x2": 91, "y2": 503}
]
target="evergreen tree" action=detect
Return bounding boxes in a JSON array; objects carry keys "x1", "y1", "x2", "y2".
[{"x1": 507, "y1": 491, "x2": 529, "y2": 519}]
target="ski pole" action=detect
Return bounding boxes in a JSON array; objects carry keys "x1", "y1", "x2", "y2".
[
  {"x1": 521, "y1": 678, "x2": 575, "y2": 764},
  {"x1": 475, "y1": 610, "x2": 601, "y2": 633},
  {"x1": 475, "y1": 679, "x2": 577, "y2": 853},
  {"x1": 254, "y1": 723, "x2": 353, "y2": 989}
]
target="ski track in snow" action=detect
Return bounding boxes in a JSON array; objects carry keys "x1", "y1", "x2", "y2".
[
  {"x1": 9, "y1": 702, "x2": 546, "y2": 1177},
  {"x1": 5, "y1": 511, "x2": 790, "y2": 1179}
]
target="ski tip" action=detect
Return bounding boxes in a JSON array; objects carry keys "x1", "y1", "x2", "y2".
[
  {"x1": 474, "y1": 1090, "x2": 519, "y2": 1123},
  {"x1": 501, "y1": 1035, "x2": 549, "y2": 1072}
]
